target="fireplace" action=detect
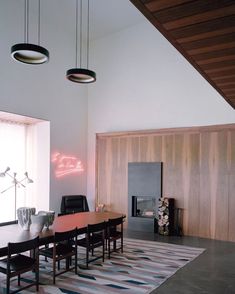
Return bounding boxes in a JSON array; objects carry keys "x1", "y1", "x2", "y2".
[
  {"x1": 128, "y1": 162, "x2": 162, "y2": 232},
  {"x1": 132, "y1": 196, "x2": 156, "y2": 218}
]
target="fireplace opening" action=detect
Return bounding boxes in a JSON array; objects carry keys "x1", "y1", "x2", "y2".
[{"x1": 132, "y1": 196, "x2": 156, "y2": 218}]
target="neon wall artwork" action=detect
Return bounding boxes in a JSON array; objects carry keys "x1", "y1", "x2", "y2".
[{"x1": 52, "y1": 152, "x2": 84, "y2": 178}]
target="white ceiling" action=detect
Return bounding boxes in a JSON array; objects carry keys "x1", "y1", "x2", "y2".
[
  {"x1": 89, "y1": 0, "x2": 145, "y2": 40},
  {"x1": 34, "y1": 0, "x2": 145, "y2": 41}
]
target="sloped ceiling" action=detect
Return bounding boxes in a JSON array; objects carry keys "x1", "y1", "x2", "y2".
[{"x1": 129, "y1": 0, "x2": 235, "y2": 109}]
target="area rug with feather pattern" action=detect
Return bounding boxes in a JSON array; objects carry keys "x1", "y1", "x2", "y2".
[{"x1": 0, "y1": 237, "x2": 205, "y2": 294}]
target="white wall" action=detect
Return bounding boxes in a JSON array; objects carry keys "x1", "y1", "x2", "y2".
[
  {"x1": 87, "y1": 21, "x2": 235, "y2": 206},
  {"x1": 0, "y1": 0, "x2": 88, "y2": 214}
]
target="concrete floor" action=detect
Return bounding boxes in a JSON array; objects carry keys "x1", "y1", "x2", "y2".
[{"x1": 124, "y1": 230, "x2": 235, "y2": 294}]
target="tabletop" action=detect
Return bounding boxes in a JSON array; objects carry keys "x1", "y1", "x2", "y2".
[{"x1": 0, "y1": 211, "x2": 124, "y2": 257}]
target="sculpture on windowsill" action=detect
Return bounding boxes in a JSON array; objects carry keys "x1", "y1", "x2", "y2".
[
  {"x1": 17, "y1": 207, "x2": 36, "y2": 230},
  {"x1": 31, "y1": 214, "x2": 47, "y2": 232},
  {"x1": 17, "y1": 208, "x2": 55, "y2": 231},
  {"x1": 38, "y1": 210, "x2": 55, "y2": 230}
]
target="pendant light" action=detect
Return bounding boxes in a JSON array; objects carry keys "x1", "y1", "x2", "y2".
[
  {"x1": 66, "y1": 0, "x2": 96, "y2": 83},
  {"x1": 11, "y1": 0, "x2": 49, "y2": 65}
]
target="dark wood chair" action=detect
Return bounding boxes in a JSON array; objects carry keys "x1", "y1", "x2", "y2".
[
  {"x1": 107, "y1": 216, "x2": 125, "y2": 258},
  {"x1": 39, "y1": 228, "x2": 77, "y2": 284},
  {"x1": 0, "y1": 236, "x2": 39, "y2": 294},
  {"x1": 78, "y1": 221, "x2": 106, "y2": 268},
  {"x1": 59, "y1": 195, "x2": 89, "y2": 216}
]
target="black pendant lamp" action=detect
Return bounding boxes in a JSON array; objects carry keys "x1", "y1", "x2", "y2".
[
  {"x1": 11, "y1": 0, "x2": 49, "y2": 65},
  {"x1": 66, "y1": 0, "x2": 96, "y2": 83}
]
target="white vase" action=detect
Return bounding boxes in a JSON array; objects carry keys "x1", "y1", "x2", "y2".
[
  {"x1": 31, "y1": 214, "x2": 47, "y2": 233},
  {"x1": 17, "y1": 207, "x2": 36, "y2": 230}
]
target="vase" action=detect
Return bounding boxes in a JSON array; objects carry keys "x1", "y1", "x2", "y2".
[
  {"x1": 30, "y1": 214, "x2": 47, "y2": 233},
  {"x1": 17, "y1": 207, "x2": 36, "y2": 230},
  {"x1": 95, "y1": 204, "x2": 105, "y2": 212},
  {"x1": 38, "y1": 210, "x2": 55, "y2": 229}
]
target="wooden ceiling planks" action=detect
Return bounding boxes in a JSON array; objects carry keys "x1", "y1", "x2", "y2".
[{"x1": 130, "y1": 0, "x2": 235, "y2": 109}]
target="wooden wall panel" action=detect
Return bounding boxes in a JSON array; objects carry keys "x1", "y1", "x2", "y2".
[
  {"x1": 96, "y1": 124, "x2": 235, "y2": 241},
  {"x1": 152, "y1": 136, "x2": 162, "y2": 162},
  {"x1": 215, "y1": 132, "x2": 229, "y2": 240},
  {"x1": 162, "y1": 135, "x2": 175, "y2": 198},
  {"x1": 229, "y1": 131, "x2": 235, "y2": 242},
  {"x1": 199, "y1": 132, "x2": 212, "y2": 238},
  {"x1": 96, "y1": 138, "x2": 108, "y2": 206},
  {"x1": 173, "y1": 134, "x2": 185, "y2": 209},
  {"x1": 187, "y1": 134, "x2": 200, "y2": 237},
  {"x1": 140, "y1": 136, "x2": 149, "y2": 161}
]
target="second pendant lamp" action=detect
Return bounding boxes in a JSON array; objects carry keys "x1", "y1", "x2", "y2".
[{"x1": 66, "y1": 0, "x2": 96, "y2": 83}]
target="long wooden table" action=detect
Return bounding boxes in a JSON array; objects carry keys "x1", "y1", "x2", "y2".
[{"x1": 0, "y1": 211, "x2": 124, "y2": 257}]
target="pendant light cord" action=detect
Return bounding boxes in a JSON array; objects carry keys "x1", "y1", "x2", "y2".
[
  {"x1": 24, "y1": 0, "x2": 29, "y2": 43},
  {"x1": 38, "y1": 0, "x2": 41, "y2": 45},
  {"x1": 24, "y1": 0, "x2": 40, "y2": 45},
  {"x1": 24, "y1": 0, "x2": 26, "y2": 42},
  {"x1": 75, "y1": 0, "x2": 78, "y2": 68},
  {"x1": 80, "y1": 0, "x2": 82, "y2": 68},
  {"x1": 87, "y1": 0, "x2": 90, "y2": 69}
]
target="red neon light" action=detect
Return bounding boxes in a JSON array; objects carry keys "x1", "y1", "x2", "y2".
[{"x1": 52, "y1": 152, "x2": 84, "y2": 178}]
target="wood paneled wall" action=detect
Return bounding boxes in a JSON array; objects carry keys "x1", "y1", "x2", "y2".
[{"x1": 96, "y1": 124, "x2": 235, "y2": 241}]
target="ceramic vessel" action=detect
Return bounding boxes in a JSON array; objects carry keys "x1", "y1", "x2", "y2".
[
  {"x1": 17, "y1": 207, "x2": 36, "y2": 230},
  {"x1": 38, "y1": 210, "x2": 55, "y2": 229},
  {"x1": 31, "y1": 214, "x2": 47, "y2": 233},
  {"x1": 95, "y1": 204, "x2": 105, "y2": 212}
]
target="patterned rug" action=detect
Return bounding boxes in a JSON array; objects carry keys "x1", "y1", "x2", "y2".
[{"x1": 0, "y1": 238, "x2": 205, "y2": 293}]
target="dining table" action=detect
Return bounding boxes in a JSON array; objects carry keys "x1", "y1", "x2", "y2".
[{"x1": 0, "y1": 211, "x2": 125, "y2": 257}]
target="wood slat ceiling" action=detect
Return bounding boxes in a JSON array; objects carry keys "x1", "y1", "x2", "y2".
[{"x1": 130, "y1": 0, "x2": 235, "y2": 109}]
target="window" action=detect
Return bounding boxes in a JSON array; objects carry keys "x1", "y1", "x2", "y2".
[
  {"x1": 0, "y1": 121, "x2": 26, "y2": 223},
  {"x1": 0, "y1": 113, "x2": 50, "y2": 224}
]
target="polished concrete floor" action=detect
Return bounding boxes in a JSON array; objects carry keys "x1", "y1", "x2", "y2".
[{"x1": 124, "y1": 230, "x2": 235, "y2": 294}]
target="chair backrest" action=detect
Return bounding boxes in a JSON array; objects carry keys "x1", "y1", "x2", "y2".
[
  {"x1": 8, "y1": 236, "x2": 39, "y2": 256},
  {"x1": 108, "y1": 216, "x2": 125, "y2": 228},
  {"x1": 60, "y1": 195, "x2": 89, "y2": 215},
  {"x1": 87, "y1": 221, "x2": 106, "y2": 234},
  {"x1": 54, "y1": 228, "x2": 77, "y2": 243}
]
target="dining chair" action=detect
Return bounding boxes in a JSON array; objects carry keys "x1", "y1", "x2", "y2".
[
  {"x1": 39, "y1": 228, "x2": 77, "y2": 284},
  {"x1": 59, "y1": 195, "x2": 89, "y2": 216},
  {"x1": 107, "y1": 216, "x2": 125, "y2": 258},
  {"x1": 78, "y1": 221, "x2": 106, "y2": 268},
  {"x1": 0, "y1": 236, "x2": 39, "y2": 294}
]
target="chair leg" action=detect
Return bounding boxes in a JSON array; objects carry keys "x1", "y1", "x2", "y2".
[
  {"x1": 75, "y1": 254, "x2": 78, "y2": 274},
  {"x1": 102, "y1": 241, "x2": 105, "y2": 262},
  {"x1": 35, "y1": 267, "x2": 39, "y2": 291},
  {"x1": 66, "y1": 257, "x2": 70, "y2": 270},
  {"x1": 121, "y1": 235, "x2": 123, "y2": 253},
  {"x1": 108, "y1": 239, "x2": 111, "y2": 259},
  {"x1": 18, "y1": 274, "x2": 20, "y2": 286},
  {"x1": 86, "y1": 247, "x2": 89, "y2": 268},
  {"x1": 53, "y1": 260, "x2": 56, "y2": 284},
  {"x1": 6, "y1": 276, "x2": 10, "y2": 294}
]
